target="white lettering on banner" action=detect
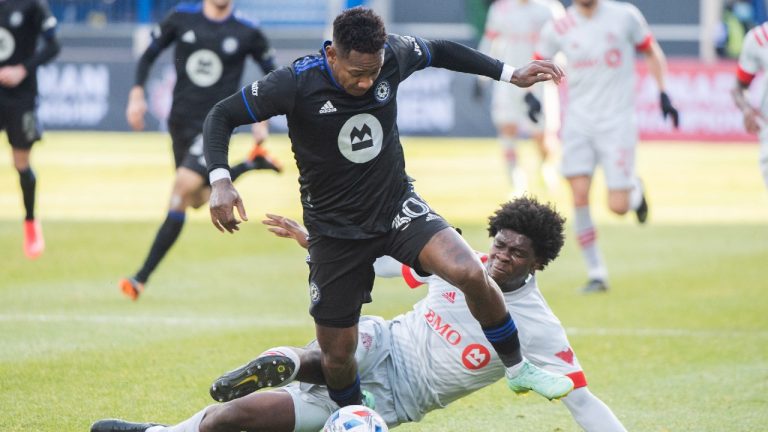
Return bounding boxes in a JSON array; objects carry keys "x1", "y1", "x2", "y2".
[
  {"x1": 397, "y1": 69, "x2": 454, "y2": 133},
  {"x1": 633, "y1": 60, "x2": 765, "y2": 141},
  {"x1": 424, "y1": 308, "x2": 462, "y2": 346},
  {"x1": 37, "y1": 63, "x2": 109, "y2": 127}
]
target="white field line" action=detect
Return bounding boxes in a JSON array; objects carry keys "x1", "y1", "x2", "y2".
[{"x1": 0, "y1": 313, "x2": 766, "y2": 338}]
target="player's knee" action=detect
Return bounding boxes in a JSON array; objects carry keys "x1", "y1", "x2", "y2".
[
  {"x1": 608, "y1": 200, "x2": 630, "y2": 215},
  {"x1": 168, "y1": 193, "x2": 189, "y2": 212}
]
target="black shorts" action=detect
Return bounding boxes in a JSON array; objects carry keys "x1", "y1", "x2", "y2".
[
  {"x1": 167, "y1": 119, "x2": 208, "y2": 182},
  {"x1": 0, "y1": 102, "x2": 41, "y2": 149},
  {"x1": 306, "y1": 191, "x2": 451, "y2": 328}
]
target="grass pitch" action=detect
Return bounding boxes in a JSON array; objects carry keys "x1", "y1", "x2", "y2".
[{"x1": 1, "y1": 132, "x2": 767, "y2": 431}]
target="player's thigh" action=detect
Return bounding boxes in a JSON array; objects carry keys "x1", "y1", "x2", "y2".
[
  {"x1": 508, "y1": 288, "x2": 583, "y2": 376},
  {"x1": 307, "y1": 236, "x2": 383, "y2": 327},
  {"x1": 560, "y1": 122, "x2": 596, "y2": 179},
  {"x1": 595, "y1": 122, "x2": 637, "y2": 190},
  {"x1": 3, "y1": 103, "x2": 41, "y2": 152},
  {"x1": 168, "y1": 119, "x2": 202, "y2": 169}
]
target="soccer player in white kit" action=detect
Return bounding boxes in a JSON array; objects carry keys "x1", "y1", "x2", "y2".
[
  {"x1": 732, "y1": 21, "x2": 768, "y2": 190},
  {"x1": 90, "y1": 197, "x2": 626, "y2": 432},
  {"x1": 535, "y1": 0, "x2": 679, "y2": 293},
  {"x1": 478, "y1": 0, "x2": 564, "y2": 195}
]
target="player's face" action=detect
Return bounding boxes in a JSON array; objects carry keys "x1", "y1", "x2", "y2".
[
  {"x1": 574, "y1": 0, "x2": 598, "y2": 7},
  {"x1": 206, "y1": 0, "x2": 232, "y2": 10},
  {"x1": 486, "y1": 229, "x2": 538, "y2": 292},
  {"x1": 327, "y1": 45, "x2": 384, "y2": 97}
]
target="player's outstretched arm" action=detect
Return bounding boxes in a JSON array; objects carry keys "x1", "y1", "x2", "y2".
[
  {"x1": 262, "y1": 213, "x2": 309, "y2": 249},
  {"x1": 732, "y1": 82, "x2": 763, "y2": 134},
  {"x1": 209, "y1": 178, "x2": 248, "y2": 234},
  {"x1": 510, "y1": 60, "x2": 564, "y2": 88},
  {"x1": 643, "y1": 40, "x2": 679, "y2": 128}
]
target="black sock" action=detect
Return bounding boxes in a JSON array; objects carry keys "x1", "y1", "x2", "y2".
[
  {"x1": 135, "y1": 211, "x2": 186, "y2": 283},
  {"x1": 18, "y1": 167, "x2": 36, "y2": 221},
  {"x1": 230, "y1": 161, "x2": 251, "y2": 182},
  {"x1": 327, "y1": 374, "x2": 362, "y2": 407},
  {"x1": 482, "y1": 312, "x2": 523, "y2": 367}
]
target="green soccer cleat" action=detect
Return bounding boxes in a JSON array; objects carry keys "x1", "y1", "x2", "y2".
[
  {"x1": 506, "y1": 360, "x2": 574, "y2": 401},
  {"x1": 210, "y1": 350, "x2": 297, "y2": 402},
  {"x1": 361, "y1": 389, "x2": 376, "y2": 410}
]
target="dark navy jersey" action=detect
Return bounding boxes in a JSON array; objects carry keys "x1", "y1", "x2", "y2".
[
  {"x1": 0, "y1": 0, "x2": 59, "y2": 102},
  {"x1": 205, "y1": 34, "x2": 505, "y2": 239},
  {"x1": 137, "y1": 3, "x2": 275, "y2": 125}
]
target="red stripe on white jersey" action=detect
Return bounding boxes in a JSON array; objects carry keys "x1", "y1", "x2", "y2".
[
  {"x1": 754, "y1": 28, "x2": 765, "y2": 46},
  {"x1": 635, "y1": 34, "x2": 653, "y2": 52},
  {"x1": 533, "y1": 52, "x2": 545, "y2": 61},
  {"x1": 401, "y1": 264, "x2": 423, "y2": 289},
  {"x1": 736, "y1": 65, "x2": 756, "y2": 86},
  {"x1": 484, "y1": 30, "x2": 499, "y2": 40},
  {"x1": 760, "y1": 24, "x2": 768, "y2": 47}
]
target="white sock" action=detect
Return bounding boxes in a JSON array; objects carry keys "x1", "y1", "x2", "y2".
[
  {"x1": 504, "y1": 359, "x2": 526, "y2": 377},
  {"x1": 628, "y1": 177, "x2": 644, "y2": 211},
  {"x1": 149, "y1": 406, "x2": 211, "y2": 432},
  {"x1": 573, "y1": 206, "x2": 607, "y2": 281},
  {"x1": 260, "y1": 346, "x2": 301, "y2": 385},
  {"x1": 562, "y1": 387, "x2": 627, "y2": 432},
  {"x1": 500, "y1": 137, "x2": 525, "y2": 188}
]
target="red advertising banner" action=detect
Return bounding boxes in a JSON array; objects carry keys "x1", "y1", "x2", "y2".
[{"x1": 635, "y1": 59, "x2": 763, "y2": 142}]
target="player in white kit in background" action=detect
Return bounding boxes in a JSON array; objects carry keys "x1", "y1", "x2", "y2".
[
  {"x1": 535, "y1": 0, "x2": 679, "y2": 293},
  {"x1": 732, "y1": 21, "x2": 768, "y2": 191},
  {"x1": 90, "y1": 197, "x2": 627, "y2": 432},
  {"x1": 478, "y1": 0, "x2": 564, "y2": 196}
]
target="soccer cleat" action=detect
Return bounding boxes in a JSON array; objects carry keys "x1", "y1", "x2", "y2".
[
  {"x1": 506, "y1": 360, "x2": 574, "y2": 401},
  {"x1": 247, "y1": 145, "x2": 283, "y2": 173},
  {"x1": 210, "y1": 350, "x2": 297, "y2": 402},
  {"x1": 361, "y1": 390, "x2": 376, "y2": 410},
  {"x1": 90, "y1": 419, "x2": 163, "y2": 432},
  {"x1": 581, "y1": 279, "x2": 609, "y2": 294},
  {"x1": 119, "y1": 277, "x2": 145, "y2": 301},
  {"x1": 635, "y1": 193, "x2": 649, "y2": 224},
  {"x1": 23, "y1": 219, "x2": 44, "y2": 259}
]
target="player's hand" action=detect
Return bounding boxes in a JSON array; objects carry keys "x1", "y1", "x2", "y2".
[
  {"x1": 126, "y1": 86, "x2": 148, "y2": 131},
  {"x1": 660, "y1": 91, "x2": 679, "y2": 128},
  {"x1": 262, "y1": 213, "x2": 309, "y2": 249},
  {"x1": 0, "y1": 65, "x2": 28, "y2": 88},
  {"x1": 743, "y1": 107, "x2": 764, "y2": 134},
  {"x1": 510, "y1": 60, "x2": 564, "y2": 88},
  {"x1": 209, "y1": 178, "x2": 248, "y2": 233},
  {"x1": 523, "y1": 92, "x2": 542, "y2": 123}
]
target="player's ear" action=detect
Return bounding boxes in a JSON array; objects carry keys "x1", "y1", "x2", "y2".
[{"x1": 326, "y1": 44, "x2": 337, "y2": 64}]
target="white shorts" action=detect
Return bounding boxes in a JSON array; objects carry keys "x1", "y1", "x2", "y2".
[
  {"x1": 491, "y1": 81, "x2": 560, "y2": 134},
  {"x1": 283, "y1": 317, "x2": 399, "y2": 431},
  {"x1": 560, "y1": 115, "x2": 637, "y2": 190},
  {"x1": 506, "y1": 284, "x2": 584, "y2": 381}
]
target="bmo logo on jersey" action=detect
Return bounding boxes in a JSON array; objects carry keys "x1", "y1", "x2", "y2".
[
  {"x1": 0, "y1": 28, "x2": 15, "y2": 62},
  {"x1": 185, "y1": 49, "x2": 223, "y2": 87},
  {"x1": 462, "y1": 344, "x2": 491, "y2": 370},
  {"x1": 337, "y1": 113, "x2": 383, "y2": 163}
]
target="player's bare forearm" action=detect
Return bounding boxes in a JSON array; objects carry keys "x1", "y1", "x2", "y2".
[{"x1": 643, "y1": 41, "x2": 668, "y2": 92}]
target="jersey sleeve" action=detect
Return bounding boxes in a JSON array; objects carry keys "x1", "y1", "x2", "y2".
[
  {"x1": 535, "y1": 20, "x2": 559, "y2": 60},
  {"x1": 625, "y1": 4, "x2": 653, "y2": 51},
  {"x1": 372, "y1": 256, "x2": 427, "y2": 288},
  {"x1": 738, "y1": 28, "x2": 762, "y2": 85},
  {"x1": 241, "y1": 66, "x2": 296, "y2": 121},
  {"x1": 135, "y1": 11, "x2": 178, "y2": 86},
  {"x1": 248, "y1": 27, "x2": 277, "y2": 75},
  {"x1": 22, "y1": 0, "x2": 59, "y2": 70},
  {"x1": 387, "y1": 34, "x2": 432, "y2": 81}
]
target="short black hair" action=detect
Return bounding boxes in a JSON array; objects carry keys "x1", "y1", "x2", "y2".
[
  {"x1": 487, "y1": 196, "x2": 565, "y2": 270},
  {"x1": 332, "y1": 7, "x2": 387, "y2": 56}
]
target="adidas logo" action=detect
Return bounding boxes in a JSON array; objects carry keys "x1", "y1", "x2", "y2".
[
  {"x1": 319, "y1": 100, "x2": 337, "y2": 114},
  {"x1": 442, "y1": 291, "x2": 456, "y2": 303},
  {"x1": 181, "y1": 30, "x2": 196, "y2": 43}
]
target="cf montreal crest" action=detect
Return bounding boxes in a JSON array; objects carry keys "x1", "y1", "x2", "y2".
[
  {"x1": 337, "y1": 113, "x2": 383, "y2": 163},
  {"x1": 374, "y1": 80, "x2": 391, "y2": 103}
]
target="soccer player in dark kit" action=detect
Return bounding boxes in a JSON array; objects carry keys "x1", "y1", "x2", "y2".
[
  {"x1": 204, "y1": 7, "x2": 572, "y2": 409},
  {"x1": 120, "y1": 0, "x2": 282, "y2": 300},
  {"x1": 0, "y1": 0, "x2": 60, "y2": 259}
]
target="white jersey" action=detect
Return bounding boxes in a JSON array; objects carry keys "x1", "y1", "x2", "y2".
[
  {"x1": 386, "y1": 255, "x2": 584, "y2": 422},
  {"x1": 737, "y1": 22, "x2": 768, "y2": 115},
  {"x1": 481, "y1": 0, "x2": 561, "y2": 65},
  {"x1": 536, "y1": 0, "x2": 652, "y2": 129}
]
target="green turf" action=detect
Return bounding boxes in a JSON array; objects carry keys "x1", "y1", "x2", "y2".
[{"x1": 1, "y1": 132, "x2": 767, "y2": 431}]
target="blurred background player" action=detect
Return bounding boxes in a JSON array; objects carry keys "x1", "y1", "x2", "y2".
[
  {"x1": 120, "y1": 0, "x2": 281, "y2": 300},
  {"x1": 732, "y1": 20, "x2": 768, "y2": 191},
  {"x1": 0, "y1": 0, "x2": 60, "y2": 259},
  {"x1": 477, "y1": 0, "x2": 563, "y2": 196},
  {"x1": 535, "y1": 0, "x2": 679, "y2": 293},
  {"x1": 90, "y1": 197, "x2": 626, "y2": 432}
]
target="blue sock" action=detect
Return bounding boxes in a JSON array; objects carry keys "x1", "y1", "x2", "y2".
[
  {"x1": 482, "y1": 312, "x2": 522, "y2": 367},
  {"x1": 328, "y1": 374, "x2": 362, "y2": 407}
]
